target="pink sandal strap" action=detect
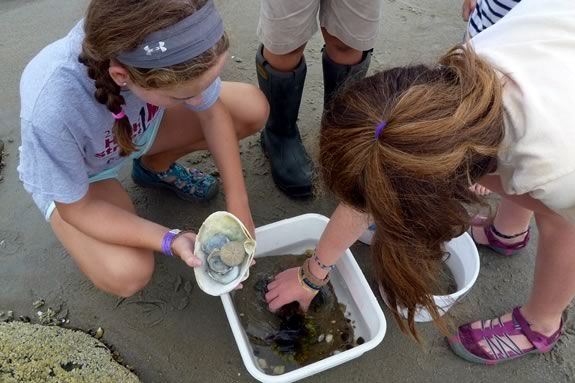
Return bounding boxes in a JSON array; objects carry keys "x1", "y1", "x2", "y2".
[
  {"x1": 511, "y1": 307, "x2": 563, "y2": 353},
  {"x1": 453, "y1": 307, "x2": 563, "y2": 363},
  {"x1": 482, "y1": 224, "x2": 530, "y2": 256}
]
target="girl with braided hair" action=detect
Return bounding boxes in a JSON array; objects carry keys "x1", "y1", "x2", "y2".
[
  {"x1": 265, "y1": 0, "x2": 574, "y2": 365},
  {"x1": 18, "y1": 0, "x2": 268, "y2": 296}
]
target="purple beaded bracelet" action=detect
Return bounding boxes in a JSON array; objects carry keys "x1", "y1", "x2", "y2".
[{"x1": 161, "y1": 229, "x2": 181, "y2": 257}]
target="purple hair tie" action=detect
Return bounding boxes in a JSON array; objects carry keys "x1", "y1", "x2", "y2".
[{"x1": 374, "y1": 121, "x2": 387, "y2": 139}]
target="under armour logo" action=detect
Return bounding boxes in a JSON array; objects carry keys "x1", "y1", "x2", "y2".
[{"x1": 143, "y1": 41, "x2": 167, "y2": 56}]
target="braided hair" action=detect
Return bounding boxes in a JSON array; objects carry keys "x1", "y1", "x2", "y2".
[{"x1": 78, "y1": 55, "x2": 133, "y2": 155}]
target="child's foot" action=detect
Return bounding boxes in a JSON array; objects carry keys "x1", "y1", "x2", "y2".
[
  {"x1": 470, "y1": 183, "x2": 491, "y2": 196},
  {"x1": 470, "y1": 221, "x2": 530, "y2": 256},
  {"x1": 448, "y1": 307, "x2": 563, "y2": 365},
  {"x1": 132, "y1": 158, "x2": 218, "y2": 201}
]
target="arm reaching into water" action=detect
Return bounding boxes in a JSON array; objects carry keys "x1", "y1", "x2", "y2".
[{"x1": 265, "y1": 203, "x2": 369, "y2": 311}]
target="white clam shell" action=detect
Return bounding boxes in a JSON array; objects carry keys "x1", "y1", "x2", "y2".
[{"x1": 194, "y1": 211, "x2": 256, "y2": 296}]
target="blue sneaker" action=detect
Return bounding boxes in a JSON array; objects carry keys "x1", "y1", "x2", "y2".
[{"x1": 131, "y1": 158, "x2": 218, "y2": 201}]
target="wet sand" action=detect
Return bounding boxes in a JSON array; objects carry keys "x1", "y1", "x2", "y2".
[{"x1": 0, "y1": 0, "x2": 573, "y2": 382}]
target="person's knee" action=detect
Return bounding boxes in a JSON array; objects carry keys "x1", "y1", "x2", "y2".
[
  {"x1": 95, "y1": 252, "x2": 155, "y2": 297},
  {"x1": 251, "y1": 87, "x2": 270, "y2": 132},
  {"x1": 326, "y1": 40, "x2": 355, "y2": 56},
  {"x1": 269, "y1": 44, "x2": 305, "y2": 60},
  {"x1": 241, "y1": 86, "x2": 269, "y2": 137},
  {"x1": 323, "y1": 29, "x2": 353, "y2": 52},
  {"x1": 285, "y1": 45, "x2": 306, "y2": 59},
  {"x1": 322, "y1": 29, "x2": 362, "y2": 63},
  {"x1": 263, "y1": 44, "x2": 306, "y2": 72}
]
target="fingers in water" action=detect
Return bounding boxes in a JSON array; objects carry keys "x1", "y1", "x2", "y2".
[
  {"x1": 265, "y1": 289, "x2": 279, "y2": 302},
  {"x1": 267, "y1": 280, "x2": 280, "y2": 290},
  {"x1": 268, "y1": 295, "x2": 290, "y2": 312},
  {"x1": 273, "y1": 269, "x2": 290, "y2": 282}
]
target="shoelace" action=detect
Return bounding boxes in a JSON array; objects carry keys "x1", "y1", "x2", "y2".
[{"x1": 159, "y1": 164, "x2": 213, "y2": 198}]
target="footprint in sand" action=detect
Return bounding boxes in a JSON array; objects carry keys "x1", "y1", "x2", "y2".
[{"x1": 0, "y1": 231, "x2": 24, "y2": 257}]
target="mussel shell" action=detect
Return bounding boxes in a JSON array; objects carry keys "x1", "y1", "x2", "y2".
[
  {"x1": 208, "y1": 266, "x2": 240, "y2": 284},
  {"x1": 202, "y1": 233, "x2": 230, "y2": 255}
]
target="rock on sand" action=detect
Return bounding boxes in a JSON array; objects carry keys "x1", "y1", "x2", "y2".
[{"x1": 0, "y1": 322, "x2": 139, "y2": 382}]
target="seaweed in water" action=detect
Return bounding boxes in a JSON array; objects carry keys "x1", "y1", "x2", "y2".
[{"x1": 233, "y1": 254, "x2": 357, "y2": 374}]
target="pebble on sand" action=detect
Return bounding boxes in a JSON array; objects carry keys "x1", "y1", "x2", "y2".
[
  {"x1": 257, "y1": 358, "x2": 268, "y2": 370},
  {"x1": 272, "y1": 365, "x2": 285, "y2": 375}
]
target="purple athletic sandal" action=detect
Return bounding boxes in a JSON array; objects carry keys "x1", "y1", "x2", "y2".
[
  {"x1": 448, "y1": 307, "x2": 563, "y2": 365},
  {"x1": 470, "y1": 216, "x2": 530, "y2": 256}
]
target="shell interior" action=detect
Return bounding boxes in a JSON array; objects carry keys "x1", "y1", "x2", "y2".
[{"x1": 194, "y1": 211, "x2": 256, "y2": 296}]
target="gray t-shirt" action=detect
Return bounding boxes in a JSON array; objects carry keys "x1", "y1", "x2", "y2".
[{"x1": 18, "y1": 21, "x2": 221, "y2": 218}]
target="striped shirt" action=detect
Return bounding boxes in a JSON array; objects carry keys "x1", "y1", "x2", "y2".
[{"x1": 468, "y1": 0, "x2": 521, "y2": 37}]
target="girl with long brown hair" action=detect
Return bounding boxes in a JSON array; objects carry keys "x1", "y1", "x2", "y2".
[
  {"x1": 265, "y1": 0, "x2": 574, "y2": 364},
  {"x1": 18, "y1": 0, "x2": 268, "y2": 296}
]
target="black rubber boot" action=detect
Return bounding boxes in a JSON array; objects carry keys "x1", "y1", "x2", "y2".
[
  {"x1": 256, "y1": 45, "x2": 313, "y2": 198},
  {"x1": 322, "y1": 48, "x2": 373, "y2": 109}
]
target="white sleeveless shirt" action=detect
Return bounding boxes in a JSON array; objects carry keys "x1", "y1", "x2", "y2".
[{"x1": 471, "y1": 0, "x2": 575, "y2": 223}]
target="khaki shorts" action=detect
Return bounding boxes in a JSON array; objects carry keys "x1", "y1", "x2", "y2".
[{"x1": 258, "y1": 0, "x2": 383, "y2": 55}]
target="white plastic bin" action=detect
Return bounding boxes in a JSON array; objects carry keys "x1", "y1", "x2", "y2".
[
  {"x1": 380, "y1": 232, "x2": 480, "y2": 322},
  {"x1": 221, "y1": 214, "x2": 387, "y2": 383}
]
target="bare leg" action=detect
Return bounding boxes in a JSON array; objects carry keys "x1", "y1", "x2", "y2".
[
  {"x1": 472, "y1": 198, "x2": 533, "y2": 245},
  {"x1": 467, "y1": 211, "x2": 573, "y2": 355},
  {"x1": 522, "y1": 211, "x2": 575, "y2": 333},
  {"x1": 51, "y1": 180, "x2": 154, "y2": 297},
  {"x1": 321, "y1": 27, "x2": 362, "y2": 65},
  {"x1": 141, "y1": 82, "x2": 268, "y2": 172},
  {"x1": 460, "y1": 175, "x2": 572, "y2": 355},
  {"x1": 262, "y1": 44, "x2": 306, "y2": 72}
]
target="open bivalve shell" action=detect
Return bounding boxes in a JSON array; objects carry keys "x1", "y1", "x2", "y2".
[{"x1": 194, "y1": 211, "x2": 256, "y2": 296}]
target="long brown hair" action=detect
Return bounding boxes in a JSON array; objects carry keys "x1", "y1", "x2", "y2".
[
  {"x1": 320, "y1": 45, "x2": 505, "y2": 338},
  {"x1": 79, "y1": 0, "x2": 229, "y2": 156}
]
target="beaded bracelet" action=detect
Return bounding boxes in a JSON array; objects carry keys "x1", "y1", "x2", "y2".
[
  {"x1": 302, "y1": 258, "x2": 330, "y2": 287},
  {"x1": 301, "y1": 272, "x2": 323, "y2": 291},
  {"x1": 313, "y1": 252, "x2": 336, "y2": 271}
]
